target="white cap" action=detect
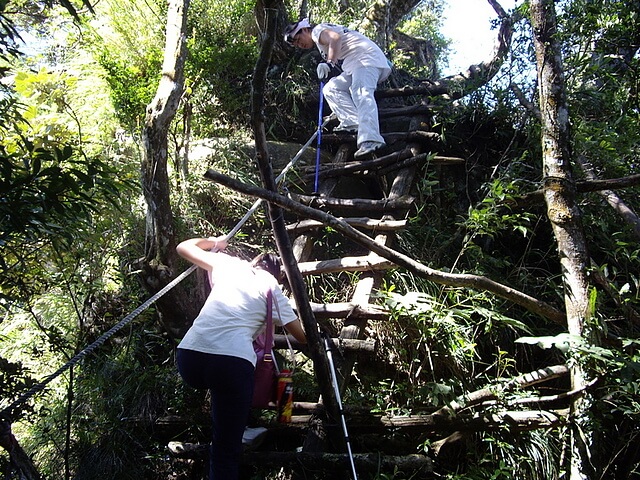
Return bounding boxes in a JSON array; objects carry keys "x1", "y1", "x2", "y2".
[{"x1": 284, "y1": 18, "x2": 311, "y2": 44}]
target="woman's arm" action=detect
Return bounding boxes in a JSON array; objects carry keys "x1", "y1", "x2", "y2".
[
  {"x1": 284, "y1": 319, "x2": 307, "y2": 345},
  {"x1": 176, "y1": 236, "x2": 229, "y2": 271},
  {"x1": 272, "y1": 288, "x2": 307, "y2": 344}
]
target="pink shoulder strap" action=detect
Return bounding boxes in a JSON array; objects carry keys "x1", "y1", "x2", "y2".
[{"x1": 264, "y1": 289, "x2": 273, "y2": 349}]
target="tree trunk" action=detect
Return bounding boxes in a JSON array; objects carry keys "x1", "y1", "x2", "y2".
[
  {"x1": 140, "y1": 0, "x2": 197, "y2": 338},
  {"x1": 0, "y1": 421, "x2": 42, "y2": 480},
  {"x1": 530, "y1": 1, "x2": 597, "y2": 478},
  {"x1": 249, "y1": 4, "x2": 343, "y2": 448}
]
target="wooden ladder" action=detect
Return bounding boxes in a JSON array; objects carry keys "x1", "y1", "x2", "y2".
[{"x1": 265, "y1": 115, "x2": 464, "y2": 474}]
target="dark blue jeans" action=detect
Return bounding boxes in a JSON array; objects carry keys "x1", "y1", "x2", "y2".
[{"x1": 177, "y1": 349, "x2": 254, "y2": 480}]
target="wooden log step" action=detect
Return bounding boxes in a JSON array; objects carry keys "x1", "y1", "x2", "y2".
[
  {"x1": 271, "y1": 408, "x2": 568, "y2": 434},
  {"x1": 297, "y1": 255, "x2": 394, "y2": 275},
  {"x1": 322, "y1": 129, "x2": 441, "y2": 145},
  {"x1": 302, "y1": 150, "x2": 464, "y2": 180},
  {"x1": 343, "y1": 408, "x2": 569, "y2": 432},
  {"x1": 305, "y1": 149, "x2": 413, "y2": 176},
  {"x1": 286, "y1": 217, "x2": 407, "y2": 234},
  {"x1": 378, "y1": 154, "x2": 465, "y2": 176},
  {"x1": 274, "y1": 334, "x2": 376, "y2": 352},
  {"x1": 378, "y1": 103, "x2": 434, "y2": 117},
  {"x1": 291, "y1": 193, "x2": 414, "y2": 214},
  {"x1": 242, "y1": 452, "x2": 433, "y2": 475},
  {"x1": 396, "y1": 130, "x2": 442, "y2": 143},
  {"x1": 303, "y1": 301, "x2": 390, "y2": 320},
  {"x1": 164, "y1": 406, "x2": 568, "y2": 450},
  {"x1": 168, "y1": 444, "x2": 433, "y2": 475}
]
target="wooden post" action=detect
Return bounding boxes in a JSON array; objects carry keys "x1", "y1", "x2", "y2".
[{"x1": 249, "y1": 5, "x2": 341, "y2": 435}]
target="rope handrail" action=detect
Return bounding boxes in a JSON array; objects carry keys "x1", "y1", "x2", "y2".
[
  {"x1": 0, "y1": 264, "x2": 197, "y2": 420},
  {"x1": 0, "y1": 124, "x2": 327, "y2": 421}
]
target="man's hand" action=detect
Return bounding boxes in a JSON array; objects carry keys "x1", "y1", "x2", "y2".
[{"x1": 316, "y1": 61, "x2": 341, "y2": 80}]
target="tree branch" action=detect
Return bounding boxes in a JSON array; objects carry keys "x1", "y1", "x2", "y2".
[
  {"x1": 203, "y1": 169, "x2": 566, "y2": 325},
  {"x1": 509, "y1": 173, "x2": 640, "y2": 210},
  {"x1": 379, "y1": 4, "x2": 518, "y2": 100},
  {"x1": 576, "y1": 156, "x2": 640, "y2": 240},
  {"x1": 434, "y1": 365, "x2": 570, "y2": 416}
]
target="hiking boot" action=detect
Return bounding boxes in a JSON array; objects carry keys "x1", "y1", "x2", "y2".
[
  {"x1": 354, "y1": 141, "x2": 385, "y2": 159},
  {"x1": 168, "y1": 441, "x2": 208, "y2": 457},
  {"x1": 323, "y1": 113, "x2": 338, "y2": 124},
  {"x1": 242, "y1": 427, "x2": 268, "y2": 451},
  {"x1": 333, "y1": 124, "x2": 358, "y2": 134}
]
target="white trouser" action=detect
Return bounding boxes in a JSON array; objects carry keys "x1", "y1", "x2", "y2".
[{"x1": 322, "y1": 66, "x2": 386, "y2": 147}]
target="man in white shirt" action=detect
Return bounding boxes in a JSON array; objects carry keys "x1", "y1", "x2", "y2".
[{"x1": 285, "y1": 18, "x2": 391, "y2": 159}]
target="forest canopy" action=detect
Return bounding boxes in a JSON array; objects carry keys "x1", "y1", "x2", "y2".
[{"x1": 0, "y1": 0, "x2": 639, "y2": 479}]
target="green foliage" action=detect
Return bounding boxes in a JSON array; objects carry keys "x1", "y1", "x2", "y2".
[
  {"x1": 98, "y1": 50, "x2": 162, "y2": 130},
  {"x1": 0, "y1": 14, "x2": 145, "y2": 478},
  {"x1": 1, "y1": 143, "x2": 115, "y2": 238},
  {"x1": 88, "y1": 0, "x2": 262, "y2": 136},
  {"x1": 185, "y1": 0, "x2": 258, "y2": 136},
  {"x1": 171, "y1": 135, "x2": 274, "y2": 247},
  {"x1": 463, "y1": 179, "x2": 535, "y2": 241},
  {"x1": 559, "y1": 0, "x2": 640, "y2": 177},
  {"x1": 552, "y1": 0, "x2": 640, "y2": 339},
  {"x1": 516, "y1": 332, "x2": 640, "y2": 417},
  {"x1": 263, "y1": 57, "x2": 318, "y2": 140},
  {"x1": 0, "y1": 61, "x2": 138, "y2": 297},
  {"x1": 513, "y1": 331, "x2": 640, "y2": 477},
  {"x1": 453, "y1": 430, "x2": 560, "y2": 480},
  {"x1": 0, "y1": 355, "x2": 36, "y2": 419},
  {"x1": 11, "y1": 0, "x2": 96, "y2": 22},
  {"x1": 12, "y1": 316, "x2": 199, "y2": 479},
  {"x1": 367, "y1": 278, "x2": 563, "y2": 479},
  {"x1": 0, "y1": 136, "x2": 133, "y2": 309},
  {"x1": 1, "y1": 0, "x2": 639, "y2": 478},
  {"x1": 0, "y1": 291, "x2": 84, "y2": 471},
  {"x1": 85, "y1": 0, "x2": 166, "y2": 130},
  {"x1": 393, "y1": 1, "x2": 448, "y2": 78},
  {"x1": 0, "y1": 0, "x2": 22, "y2": 65},
  {"x1": 456, "y1": 174, "x2": 552, "y2": 282},
  {"x1": 370, "y1": 280, "x2": 530, "y2": 413}
]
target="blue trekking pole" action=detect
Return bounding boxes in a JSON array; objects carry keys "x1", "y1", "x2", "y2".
[{"x1": 313, "y1": 81, "x2": 324, "y2": 194}]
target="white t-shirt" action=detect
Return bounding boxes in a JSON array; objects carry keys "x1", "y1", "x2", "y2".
[
  {"x1": 311, "y1": 23, "x2": 391, "y2": 81},
  {"x1": 177, "y1": 253, "x2": 298, "y2": 366}
]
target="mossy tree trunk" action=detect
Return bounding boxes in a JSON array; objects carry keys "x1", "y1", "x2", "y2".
[
  {"x1": 530, "y1": 1, "x2": 597, "y2": 478},
  {"x1": 140, "y1": 0, "x2": 197, "y2": 338}
]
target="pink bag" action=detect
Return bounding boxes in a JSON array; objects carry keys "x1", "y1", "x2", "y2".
[{"x1": 252, "y1": 290, "x2": 277, "y2": 408}]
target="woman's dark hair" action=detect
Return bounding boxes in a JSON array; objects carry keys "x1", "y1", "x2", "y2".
[{"x1": 251, "y1": 253, "x2": 282, "y2": 280}]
